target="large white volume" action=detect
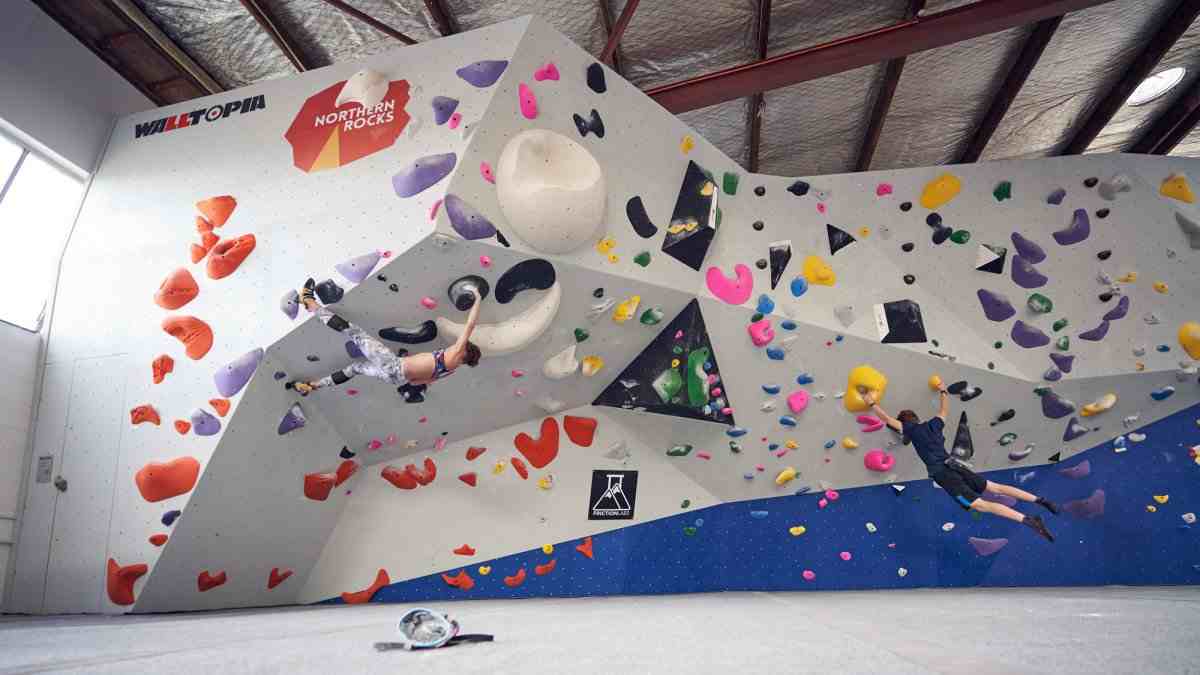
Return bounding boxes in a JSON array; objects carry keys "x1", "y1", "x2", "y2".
[{"x1": 495, "y1": 129, "x2": 606, "y2": 254}]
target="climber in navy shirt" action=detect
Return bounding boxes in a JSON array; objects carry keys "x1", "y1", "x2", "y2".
[{"x1": 864, "y1": 384, "x2": 1059, "y2": 542}]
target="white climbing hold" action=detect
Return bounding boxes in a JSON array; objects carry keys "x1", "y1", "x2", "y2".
[
  {"x1": 587, "y1": 298, "x2": 616, "y2": 322},
  {"x1": 941, "y1": 522, "x2": 955, "y2": 532},
  {"x1": 603, "y1": 440, "x2": 631, "y2": 462},
  {"x1": 897, "y1": 567, "x2": 908, "y2": 577},
  {"x1": 1122, "y1": 414, "x2": 1140, "y2": 428},
  {"x1": 436, "y1": 282, "x2": 561, "y2": 357},
  {"x1": 1128, "y1": 432, "x2": 1147, "y2": 443},
  {"x1": 535, "y1": 396, "x2": 565, "y2": 414},
  {"x1": 865, "y1": 522, "x2": 877, "y2": 533},
  {"x1": 1183, "y1": 513, "x2": 1196, "y2": 524},
  {"x1": 543, "y1": 344, "x2": 579, "y2": 380},
  {"x1": 335, "y1": 68, "x2": 389, "y2": 110}
]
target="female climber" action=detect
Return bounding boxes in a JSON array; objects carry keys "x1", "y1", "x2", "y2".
[
  {"x1": 862, "y1": 386, "x2": 1060, "y2": 542},
  {"x1": 288, "y1": 278, "x2": 482, "y2": 395}
]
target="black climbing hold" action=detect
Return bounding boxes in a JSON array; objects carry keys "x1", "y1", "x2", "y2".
[
  {"x1": 901, "y1": 242, "x2": 915, "y2": 252},
  {"x1": 1099, "y1": 292, "x2": 1114, "y2": 302},
  {"x1": 572, "y1": 108, "x2": 605, "y2": 138},
  {"x1": 755, "y1": 258, "x2": 768, "y2": 270},
  {"x1": 900, "y1": 201, "x2": 912, "y2": 212},
  {"x1": 769, "y1": 240, "x2": 792, "y2": 290},
  {"x1": 877, "y1": 299, "x2": 928, "y2": 344},
  {"x1": 932, "y1": 339, "x2": 940, "y2": 347},
  {"x1": 987, "y1": 362, "x2": 995, "y2": 370},
  {"x1": 306, "y1": 355, "x2": 320, "y2": 362},
  {"x1": 273, "y1": 371, "x2": 287, "y2": 380},
  {"x1": 376, "y1": 274, "x2": 388, "y2": 282},
  {"x1": 1096, "y1": 208, "x2": 1109, "y2": 219},
  {"x1": 448, "y1": 274, "x2": 491, "y2": 310},
  {"x1": 751, "y1": 312, "x2": 764, "y2": 322},
  {"x1": 991, "y1": 409, "x2": 1015, "y2": 426},
  {"x1": 1083, "y1": 177, "x2": 1098, "y2": 188},
  {"x1": 379, "y1": 320, "x2": 438, "y2": 344},
  {"x1": 947, "y1": 380, "x2": 968, "y2": 395},
  {"x1": 663, "y1": 160, "x2": 720, "y2": 271},
  {"x1": 1048, "y1": 451, "x2": 1061, "y2": 462},
  {"x1": 339, "y1": 446, "x2": 356, "y2": 459},
  {"x1": 752, "y1": 220, "x2": 764, "y2": 231},
  {"x1": 495, "y1": 229, "x2": 510, "y2": 247},
  {"x1": 826, "y1": 224, "x2": 856, "y2": 256},
  {"x1": 397, "y1": 382, "x2": 427, "y2": 403},
  {"x1": 1097, "y1": 249, "x2": 1111, "y2": 261},
  {"x1": 593, "y1": 288, "x2": 604, "y2": 298},
  {"x1": 786, "y1": 180, "x2": 809, "y2": 197},
  {"x1": 316, "y1": 279, "x2": 344, "y2": 304},
  {"x1": 926, "y1": 213, "x2": 942, "y2": 227},
  {"x1": 626, "y1": 196, "x2": 658, "y2": 238},
  {"x1": 495, "y1": 259, "x2": 555, "y2": 304},
  {"x1": 903, "y1": 274, "x2": 915, "y2": 285},
  {"x1": 388, "y1": 283, "x2": 399, "y2": 292},
  {"x1": 951, "y1": 411, "x2": 974, "y2": 460},
  {"x1": 932, "y1": 226, "x2": 952, "y2": 245},
  {"x1": 754, "y1": 186, "x2": 766, "y2": 196},
  {"x1": 586, "y1": 62, "x2": 606, "y2": 93},
  {"x1": 960, "y1": 386, "x2": 983, "y2": 402}
]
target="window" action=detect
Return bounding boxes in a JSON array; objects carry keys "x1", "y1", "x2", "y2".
[{"x1": 0, "y1": 134, "x2": 84, "y2": 331}]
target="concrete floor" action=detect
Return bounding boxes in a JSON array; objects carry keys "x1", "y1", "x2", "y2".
[{"x1": 1, "y1": 587, "x2": 1197, "y2": 674}]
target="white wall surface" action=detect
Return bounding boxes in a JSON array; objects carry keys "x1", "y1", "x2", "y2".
[{"x1": 0, "y1": 322, "x2": 39, "y2": 610}]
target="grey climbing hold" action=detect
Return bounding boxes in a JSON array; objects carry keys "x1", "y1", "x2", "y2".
[
  {"x1": 1176, "y1": 211, "x2": 1200, "y2": 249},
  {"x1": 1098, "y1": 174, "x2": 1131, "y2": 200},
  {"x1": 448, "y1": 274, "x2": 491, "y2": 309},
  {"x1": 834, "y1": 304, "x2": 855, "y2": 328}
]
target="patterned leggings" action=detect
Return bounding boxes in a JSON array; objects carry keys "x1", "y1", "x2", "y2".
[{"x1": 311, "y1": 307, "x2": 406, "y2": 388}]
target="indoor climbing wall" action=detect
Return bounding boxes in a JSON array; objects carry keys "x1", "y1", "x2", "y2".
[{"x1": 12, "y1": 14, "x2": 1199, "y2": 615}]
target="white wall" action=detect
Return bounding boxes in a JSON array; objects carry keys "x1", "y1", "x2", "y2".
[
  {"x1": 0, "y1": 321, "x2": 40, "y2": 610},
  {"x1": 0, "y1": 2, "x2": 150, "y2": 175}
]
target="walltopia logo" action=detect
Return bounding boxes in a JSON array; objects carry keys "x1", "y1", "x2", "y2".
[{"x1": 134, "y1": 95, "x2": 266, "y2": 139}]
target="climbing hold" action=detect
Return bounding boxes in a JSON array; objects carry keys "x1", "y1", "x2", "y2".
[
  {"x1": 514, "y1": 417, "x2": 559, "y2": 468},
  {"x1": 920, "y1": 173, "x2": 961, "y2": 209},
  {"x1": 162, "y1": 316, "x2": 213, "y2": 360},
  {"x1": 826, "y1": 224, "x2": 856, "y2": 256},
  {"x1": 748, "y1": 319, "x2": 775, "y2": 347},
  {"x1": 993, "y1": 181, "x2": 1012, "y2": 201},
  {"x1": 278, "y1": 403, "x2": 306, "y2": 435},
  {"x1": 1063, "y1": 417, "x2": 1089, "y2": 442},
  {"x1": 787, "y1": 390, "x2": 810, "y2": 414},
  {"x1": 341, "y1": 568, "x2": 389, "y2": 604},
  {"x1": 1078, "y1": 320, "x2": 1110, "y2": 342},
  {"x1": 1009, "y1": 443, "x2": 1034, "y2": 461},
  {"x1": 586, "y1": 62, "x2": 606, "y2": 92},
  {"x1": 1011, "y1": 256, "x2": 1048, "y2": 289},
  {"x1": 997, "y1": 432, "x2": 1018, "y2": 446},
  {"x1": 314, "y1": 279, "x2": 344, "y2": 305},
  {"x1": 151, "y1": 354, "x2": 174, "y2": 385},
  {"x1": 802, "y1": 256, "x2": 836, "y2": 286},
  {"x1": 1177, "y1": 212, "x2": 1200, "y2": 249},
  {"x1": 130, "y1": 405, "x2": 160, "y2": 427},
  {"x1": 679, "y1": 135, "x2": 695, "y2": 153},
  {"x1": 1103, "y1": 295, "x2": 1130, "y2": 321},
  {"x1": 1064, "y1": 489, "x2": 1106, "y2": 519},
  {"x1": 613, "y1": 295, "x2": 641, "y2": 323},
  {"x1": 431, "y1": 96, "x2": 458, "y2": 125},
  {"x1": 1056, "y1": 335, "x2": 1070, "y2": 351},
  {"x1": 1010, "y1": 233, "x2": 1046, "y2": 264},
  {"x1": 789, "y1": 276, "x2": 808, "y2": 298},
  {"x1": 950, "y1": 230, "x2": 971, "y2": 244},
  {"x1": 173, "y1": 420, "x2": 190, "y2": 435},
  {"x1": 206, "y1": 234, "x2": 256, "y2": 280},
  {"x1": 640, "y1": 306, "x2": 664, "y2": 325},
  {"x1": 191, "y1": 408, "x2": 221, "y2": 436},
  {"x1": 775, "y1": 467, "x2": 797, "y2": 485},
  {"x1": 135, "y1": 456, "x2": 200, "y2": 503},
  {"x1": 968, "y1": 537, "x2": 1009, "y2": 557},
  {"x1": 213, "y1": 348, "x2": 263, "y2": 398},
  {"x1": 581, "y1": 355, "x2": 604, "y2": 377},
  {"x1": 1160, "y1": 173, "x2": 1195, "y2": 203},
  {"x1": 1027, "y1": 293, "x2": 1053, "y2": 314},
  {"x1": 1049, "y1": 353, "x2": 1074, "y2": 374},
  {"x1": 1080, "y1": 393, "x2": 1117, "y2": 417},
  {"x1": 977, "y1": 289, "x2": 1016, "y2": 322},
  {"x1": 942, "y1": 523, "x2": 955, "y2": 532},
  {"x1": 106, "y1": 558, "x2": 148, "y2": 606},
  {"x1": 1041, "y1": 390, "x2": 1077, "y2": 419},
  {"x1": 1180, "y1": 322, "x2": 1200, "y2": 359},
  {"x1": 1153, "y1": 281, "x2": 1169, "y2": 294},
  {"x1": 563, "y1": 415, "x2": 597, "y2": 447},
  {"x1": 457, "y1": 59, "x2": 507, "y2": 87},
  {"x1": 1052, "y1": 209, "x2": 1091, "y2": 246},
  {"x1": 335, "y1": 251, "x2": 382, "y2": 284},
  {"x1": 1150, "y1": 386, "x2": 1175, "y2": 401},
  {"x1": 844, "y1": 365, "x2": 887, "y2": 412},
  {"x1": 706, "y1": 264, "x2": 753, "y2": 305},
  {"x1": 1011, "y1": 320, "x2": 1050, "y2": 348},
  {"x1": 1059, "y1": 460, "x2": 1091, "y2": 479},
  {"x1": 572, "y1": 108, "x2": 605, "y2": 138},
  {"x1": 864, "y1": 449, "x2": 895, "y2": 472},
  {"x1": 197, "y1": 570, "x2": 228, "y2": 593},
  {"x1": 154, "y1": 268, "x2": 199, "y2": 310},
  {"x1": 280, "y1": 289, "x2": 300, "y2": 320},
  {"x1": 857, "y1": 415, "x2": 884, "y2": 433}
]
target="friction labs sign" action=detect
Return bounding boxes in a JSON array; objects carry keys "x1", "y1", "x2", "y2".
[
  {"x1": 588, "y1": 470, "x2": 638, "y2": 520},
  {"x1": 134, "y1": 95, "x2": 266, "y2": 139}
]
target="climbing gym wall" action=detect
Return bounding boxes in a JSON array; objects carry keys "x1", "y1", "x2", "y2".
[{"x1": 11, "y1": 15, "x2": 1200, "y2": 615}]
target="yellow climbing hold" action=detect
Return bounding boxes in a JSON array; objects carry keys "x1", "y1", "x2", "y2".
[
  {"x1": 845, "y1": 364, "x2": 888, "y2": 412},
  {"x1": 789, "y1": 525, "x2": 806, "y2": 537},
  {"x1": 613, "y1": 295, "x2": 641, "y2": 323},
  {"x1": 1160, "y1": 173, "x2": 1194, "y2": 203},
  {"x1": 1179, "y1": 321, "x2": 1200, "y2": 359},
  {"x1": 1153, "y1": 494, "x2": 1169, "y2": 504},
  {"x1": 700, "y1": 181, "x2": 715, "y2": 197},
  {"x1": 1147, "y1": 505, "x2": 1157, "y2": 513},
  {"x1": 1080, "y1": 393, "x2": 1117, "y2": 417},
  {"x1": 858, "y1": 227, "x2": 870, "y2": 238},
  {"x1": 1135, "y1": 361, "x2": 1146, "y2": 372},
  {"x1": 680, "y1": 135, "x2": 695, "y2": 154},
  {"x1": 492, "y1": 459, "x2": 507, "y2": 475},
  {"x1": 1118, "y1": 272, "x2": 1138, "y2": 283},
  {"x1": 841, "y1": 436, "x2": 859, "y2": 449},
  {"x1": 775, "y1": 467, "x2": 797, "y2": 486},
  {"x1": 537, "y1": 474, "x2": 554, "y2": 490},
  {"x1": 595, "y1": 236, "x2": 616, "y2": 253},
  {"x1": 542, "y1": 544, "x2": 554, "y2": 554},
  {"x1": 478, "y1": 565, "x2": 491, "y2": 575},
  {"x1": 1154, "y1": 281, "x2": 1169, "y2": 294},
  {"x1": 607, "y1": 253, "x2": 619, "y2": 264},
  {"x1": 928, "y1": 375, "x2": 943, "y2": 391},
  {"x1": 802, "y1": 255, "x2": 836, "y2": 286},
  {"x1": 785, "y1": 439, "x2": 799, "y2": 450},
  {"x1": 581, "y1": 355, "x2": 605, "y2": 377},
  {"x1": 671, "y1": 358, "x2": 681, "y2": 368},
  {"x1": 920, "y1": 172, "x2": 962, "y2": 209}
]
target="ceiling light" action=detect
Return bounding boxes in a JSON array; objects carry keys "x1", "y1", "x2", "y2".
[{"x1": 1128, "y1": 67, "x2": 1186, "y2": 106}]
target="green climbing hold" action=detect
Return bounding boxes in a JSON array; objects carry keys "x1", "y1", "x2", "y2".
[
  {"x1": 683, "y1": 526, "x2": 698, "y2": 536},
  {"x1": 1033, "y1": 386, "x2": 1050, "y2": 397},
  {"x1": 681, "y1": 499, "x2": 691, "y2": 508},
  {"x1": 574, "y1": 328, "x2": 589, "y2": 342},
  {"x1": 672, "y1": 344, "x2": 684, "y2": 355},
  {"x1": 994, "y1": 181, "x2": 1012, "y2": 201},
  {"x1": 652, "y1": 368, "x2": 683, "y2": 403},
  {"x1": 666, "y1": 444, "x2": 694, "y2": 457},
  {"x1": 993, "y1": 341, "x2": 1003, "y2": 349},
  {"x1": 950, "y1": 229, "x2": 971, "y2": 244},
  {"x1": 686, "y1": 348, "x2": 710, "y2": 407},
  {"x1": 640, "y1": 306, "x2": 665, "y2": 325},
  {"x1": 1052, "y1": 318, "x2": 1069, "y2": 332},
  {"x1": 634, "y1": 251, "x2": 651, "y2": 267},
  {"x1": 715, "y1": 207, "x2": 723, "y2": 227},
  {"x1": 729, "y1": 441, "x2": 742, "y2": 453},
  {"x1": 1027, "y1": 293, "x2": 1053, "y2": 314},
  {"x1": 998, "y1": 432, "x2": 1018, "y2": 446},
  {"x1": 751, "y1": 312, "x2": 763, "y2": 322},
  {"x1": 1055, "y1": 336, "x2": 1069, "y2": 351},
  {"x1": 722, "y1": 172, "x2": 739, "y2": 196}
]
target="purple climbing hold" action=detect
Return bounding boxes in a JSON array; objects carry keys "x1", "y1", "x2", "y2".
[
  {"x1": 213, "y1": 348, "x2": 264, "y2": 398},
  {"x1": 392, "y1": 153, "x2": 457, "y2": 198},
  {"x1": 1043, "y1": 368, "x2": 1062, "y2": 382},
  {"x1": 1078, "y1": 320, "x2": 1110, "y2": 342},
  {"x1": 162, "y1": 509, "x2": 182, "y2": 526},
  {"x1": 1011, "y1": 320, "x2": 1050, "y2": 348},
  {"x1": 431, "y1": 96, "x2": 459, "y2": 125},
  {"x1": 1049, "y1": 352, "x2": 1074, "y2": 374},
  {"x1": 1010, "y1": 232, "x2": 1046, "y2": 263},
  {"x1": 280, "y1": 289, "x2": 299, "y2": 320},
  {"x1": 345, "y1": 340, "x2": 364, "y2": 360},
  {"x1": 1058, "y1": 460, "x2": 1091, "y2": 479},
  {"x1": 968, "y1": 537, "x2": 1009, "y2": 557},
  {"x1": 1047, "y1": 188, "x2": 1066, "y2": 205},
  {"x1": 1011, "y1": 256, "x2": 1048, "y2": 289},
  {"x1": 1041, "y1": 390, "x2": 1076, "y2": 419},
  {"x1": 273, "y1": 371, "x2": 287, "y2": 381},
  {"x1": 191, "y1": 408, "x2": 221, "y2": 436},
  {"x1": 1052, "y1": 209, "x2": 1091, "y2": 246},
  {"x1": 443, "y1": 194, "x2": 497, "y2": 240},
  {"x1": 456, "y1": 60, "x2": 508, "y2": 87},
  {"x1": 977, "y1": 289, "x2": 1016, "y2": 322},
  {"x1": 1102, "y1": 295, "x2": 1130, "y2": 321},
  {"x1": 278, "y1": 403, "x2": 307, "y2": 435},
  {"x1": 335, "y1": 251, "x2": 382, "y2": 284},
  {"x1": 1063, "y1": 416, "x2": 1088, "y2": 442},
  {"x1": 1064, "y1": 489, "x2": 1105, "y2": 519}
]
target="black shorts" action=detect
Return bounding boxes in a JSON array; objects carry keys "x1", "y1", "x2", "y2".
[{"x1": 932, "y1": 463, "x2": 988, "y2": 509}]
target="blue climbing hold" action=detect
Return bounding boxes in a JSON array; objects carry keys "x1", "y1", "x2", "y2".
[
  {"x1": 796, "y1": 373, "x2": 814, "y2": 385},
  {"x1": 162, "y1": 510, "x2": 182, "y2": 526},
  {"x1": 824, "y1": 439, "x2": 836, "y2": 449},
  {"x1": 727, "y1": 426, "x2": 748, "y2": 437},
  {"x1": 273, "y1": 371, "x2": 287, "y2": 380},
  {"x1": 1156, "y1": 344, "x2": 1171, "y2": 353},
  {"x1": 781, "y1": 320, "x2": 797, "y2": 330},
  {"x1": 779, "y1": 415, "x2": 797, "y2": 427},
  {"x1": 766, "y1": 347, "x2": 785, "y2": 360},
  {"x1": 762, "y1": 383, "x2": 781, "y2": 394},
  {"x1": 757, "y1": 294, "x2": 775, "y2": 314},
  {"x1": 790, "y1": 277, "x2": 808, "y2": 297},
  {"x1": 835, "y1": 335, "x2": 844, "y2": 342},
  {"x1": 744, "y1": 472, "x2": 755, "y2": 480},
  {"x1": 750, "y1": 510, "x2": 768, "y2": 519},
  {"x1": 695, "y1": 518, "x2": 704, "y2": 527},
  {"x1": 1151, "y1": 386, "x2": 1176, "y2": 401},
  {"x1": 769, "y1": 443, "x2": 779, "y2": 450}
]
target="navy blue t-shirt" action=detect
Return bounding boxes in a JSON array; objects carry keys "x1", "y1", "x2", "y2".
[{"x1": 903, "y1": 417, "x2": 948, "y2": 475}]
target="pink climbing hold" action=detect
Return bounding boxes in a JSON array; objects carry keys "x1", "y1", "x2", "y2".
[
  {"x1": 864, "y1": 448, "x2": 895, "y2": 472},
  {"x1": 787, "y1": 389, "x2": 810, "y2": 414},
  {"x1": 435, "y1": 437, "x2": 447, "y2": 451},
  {"x1": 825, "y1": 490, "x2": 840, "y2": 501},
  {"x1": 706, "y1": 264, "x2": 754, "y2": 305},
  {"x1": 817, "y1": 203, "x2": 827, "y2": 214},
  {"x1": 511, "y1": 369, "x2": 525, "y2": 378},
  {"x1": 722, "y1": 407, "x2": 734, "y2": 415},
  {"x1": 674, "y1": 330, "x2": 684, "y2": 339},
  {"x1": 346, "y1": 389, "x2": 358, "y2": 396},
  {"x1": 697, "y1": 451, "x2": 712, "y2": 460},
  {"x1": 421, "y1": 296, "x2": 437, "y2": 310},
  {"x1": 876, "y1": 183, "x2": 893, "y2": 196},
  {"x1": 747, "y1": 319, "x2": 774, "y2": 346},
  {"x1": 480, "y1": 162, "x2": 495, "y2": 183},
  {"x1": 755, "y1": 464, "x2": 765, "y2": 471},
  {"x1": 839, "y1": 551, "x2": 852, "y2": 561},
  {"x1": 818, "y1": 498, "x2": 828, "y2": 509},
  {"x1": 479, "y1": 255, "x2": 492, "y2": 268},
  {"x1": 711, "y1": 387, "x2": 723, "y2": 396},
  {"x1": 368, "y1": 439, "x2": 383, "y2": 450},
  {"x1": 448, "y1": 112, "x2": 462, "y2": 129},
  {"x1": 419, "y1": 416, "x2": 428, "y2": 423},
  {"x1": 774, "y1": 449, "x2": 788, "y2": 458},
  {"x1": 534, "y1": 62, "x2": 560, "y2": 81},
  {"x1": 857, "y1": 415, "x2": 884, "y2": 433},
  {"x1": 430, "y1": 198, "x2": 443, "y2": 220},
  {"x1": 518, "y1": 83, "x2": 538, "y2": 119},
  {"x1": 802, "y1": 570, "x2": 816, "y2": 581}
]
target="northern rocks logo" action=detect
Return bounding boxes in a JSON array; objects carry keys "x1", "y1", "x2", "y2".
[{"x1": 284, "y1": 69, "x2": 410, "y2": 173}]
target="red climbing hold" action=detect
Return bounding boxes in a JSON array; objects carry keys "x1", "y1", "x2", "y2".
[
  {"x1": 575, "y1": 536, "x2": 594, "y2": 559},
  {"x1": 563, "y1": 415, "x2": 598, "y2": 447},
  {"x1": 458, "y1": 472, "x2": 477, "y2": 487},
  {"x1": 511, "y1": 456, "x2": 529, "y2": 480},
  {"x1": 195, "y1": 215, "x2": 214, "y2": 233},
  {"x1": 189, "y1": 243, "x2": 208, "y2": 263},
  {"x1": 196, "y1": 195, "x2": 236, "y2": 227},
  {"x1": 453, "y1": 544, "x2": 476, "y2": 556},
  {"x1": 381, "y1": 465, "x2": 419, "y2": 490},
  {"x1": 200, "y1": 231, "x2": 219, "y2": 250},
  {"x1": 405, "y1": 457, "x2": 437, "y2": 486},
  {"x1": 535, "y1": 559, "x2": 556, "y2": 576},
  {"x1": 173, "y1": 420, "x2": 191, "y2": 435},
  {"x1": 267, "y1": 567, "x2": 293, "y2": 589},
  {"x1": 106, "y1": 558, "x2": 148, "y2": 606},
  {"x1": 135, "y1": 457, "x2": 200, "y2": 502},
  {"x1": 503, "y1": 567, "x2": 527, "y2": 588},
  {"x1": 442, "y1": 569, "x2": 475, "y2": 591},
  {"x1": 341, "y1": 568, "x2": 388, "y2": 604},
  {"x1": 209, "y1": 398, "x2": 231, "y2": 417},
  {"x1": 334, "y1": 459, "x2": 358, "y2": 486},
  {"x1": 162, "y1": 315, "x2": 214, "y2": 360},
  {"x1": 149, "y1": 534, "x2": 168, "y2": 547},
  {"x1": 151, "y1": 354, "x2": 174, "y2": 384},
  {"x1": 154, "y1": 268, "x2": 200, "y2": 310},
  {"x1": 514, "y1": 417, "x2": 559, "y2": 468},
  {"x1": 130, "y1": 404, "x2": 161, "y2": 426},
  {"x1": 197, "y1": 569, "x2": 227, "y2": 592},
  {"x1": 304, "y1": 472, "x2": 336, "y2": 500},
  {"x1": 206, "y1": 234, "x2": 256, "y2": 280},
  {"x1": 466, "y1": 446, "x2": 487, "y2": 461}
]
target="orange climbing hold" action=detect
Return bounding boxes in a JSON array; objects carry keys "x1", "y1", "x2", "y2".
[
  {"x1": 458, "y1": 472, "x2": 477, "y2": 487},
  {"x1": 135, "y1": 456, "x2": 201, "y2": 502},
  {"x1": 514, "y1": 417, "x2": 559, "y2": 468},
  {"x1": 442, "y1": 569, "x2": 475, "y2": 591},
  {"x1": 196, "y1": 195, "x2": 237, "y2": 227},
  {"x1": 304, "y1": 472, "x2": 336, "y2": 501},
  {"x1": 106, "y1": 558, "x2": 148, "y2": 606},
  {"x1": 130, "y1": 404, "x2": 161, "y2": 426},
  {"x1": 341, "y1": 568, "x2": 388, "y2": 604},
  {"x1": 466, "y1": 446, "x2": 487, "y2": 461},
  {"x1": 511, "y1": 456, "x2": 529, "y2": 480},
  {"x1": 200, "y1": 231, "x2": 219, "y2": 250},
  {"x1": 267, "y1": 567, "x2": 293, "y2": 590},
  {"x1": 209, "y1": 398, "x2": 231, "y2": 417},
  {"x1": 503, "y1": 567, "x2": 527, "y2": 588},
  {"x1": 535, "y1": 559, "x2": 557, "y2": 576},
  {"x1": 162, "y1": 316, "x2": 213, "y2": 360},
  {"x1": 174, "y1": 420, "x2": 191, "y2": 435},
  {"x1": 563, "y1": 415, "x2": 598, "y2": 447},
  {"x1": 195, "y1": 215, "x2": 214, "y2": 233},
  {"x1": 189, "y1": 243, "x2": 208, "y2": 263},
  {"x1": 148, "y1": 534, "x2": 168, "y2": 547},
  {"x1": 453, "y1": 544, "x2": 476, "y2": 556},
  {"x1": 575, "y1": 536, "x2": 594, "y2": 560},
  {"x1": 197, "y1": 569, "x2": 227, "y2": 592},
  {"x1": 334, "y1": 459, "x2": 358, "y2": 486},
  {"x1": 381, "y1": 465, "x2": 419, "y2": 489},
  {"x1": 154, "y1": 268, "x2": 199, "y2": 310},
  {"x1": 152, "y1": 354, "x2": 174, "y2": 384},
  {"x1": 206, "y1": 233, "x2": 256, "y2": 280}
]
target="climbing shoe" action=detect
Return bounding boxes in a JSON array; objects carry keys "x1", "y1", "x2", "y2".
[
  {"x1": 1023, "y1": 514, "x2": 1055, "y2": 542},
  {"x1": 299, "y1": 278, "x2": 317, "y2": 307},
  {"x1": 1036, "y1": 496, "x2": 1061, "y2": 515}
]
